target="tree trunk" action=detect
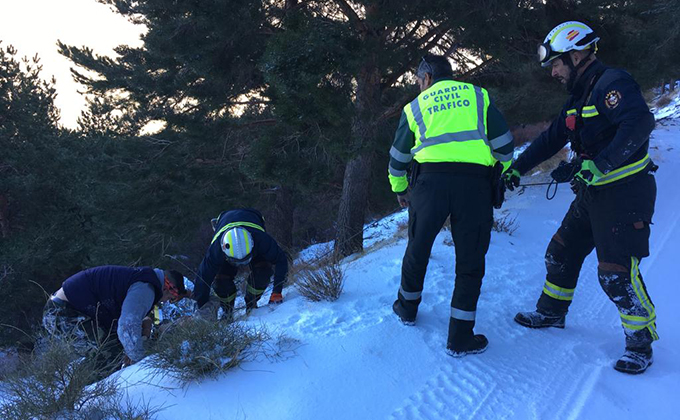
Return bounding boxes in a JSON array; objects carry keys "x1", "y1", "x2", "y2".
[
  {"x1": 334, "y1": 153, "x2": 373, "y2": 257},
  {"x1": 334, "y1": 61, "x2": 382, "y2": 258},
  {"x1": 268, "y1": 186, "x2": 294, "y2": 253},
  {"x1": 0, "y1": 195, "x2": 8, "y2": 238}
]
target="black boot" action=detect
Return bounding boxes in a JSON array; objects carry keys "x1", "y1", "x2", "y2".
[
  {"x1": 614, "y1": 346, "x2": 653, "y2": 374},
  {"x1": 245, "y1": 292, "x2": 260, "y2": 312},
  {"x1": 446, "y1": 335, "x2": 488, "y2": 358},
  {"x1": 392, "y1": 300, "x2": 416, "y2": 326},
  {"x1": 514, "y1": 310, "x2": 565, "y2": 329}
]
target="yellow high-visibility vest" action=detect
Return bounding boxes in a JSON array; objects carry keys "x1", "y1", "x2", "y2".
[{"x1": 403, "y1": 80, "x2": 495, "y2": 166}]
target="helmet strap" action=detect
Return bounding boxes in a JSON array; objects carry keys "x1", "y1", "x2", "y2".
[{"x1": 564, "y1": 49, "x2": 594, "y2": 92}]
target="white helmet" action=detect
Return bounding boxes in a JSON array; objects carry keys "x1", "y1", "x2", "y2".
[
  {"x1": 221, "y1": 227, "x2": 254, "y2": 265},
  {"x1": 538, "y1": 21, "x2": 600, "y2": 67}
]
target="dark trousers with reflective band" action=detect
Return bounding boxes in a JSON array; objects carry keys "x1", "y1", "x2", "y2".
[
  {"x1": 536, "y1": 172, "x2": 658, "y2": 348},
  {"x1": 42, "y1": 298, "x2": 124, "y2": 368},
  {"x1": 213, "y1": 259, "x2": 274, "y2": 310},
  {"x1": 396, "y1": 171, "x2": 493, "y2": 346}
]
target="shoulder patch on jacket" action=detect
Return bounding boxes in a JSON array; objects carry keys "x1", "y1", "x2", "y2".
[{"x1": 605, "y1": 90, "x2": 621, "y2": 109}]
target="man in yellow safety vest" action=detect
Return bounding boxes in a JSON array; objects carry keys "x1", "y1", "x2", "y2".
[{"x1": 388, "y1": 54, "x2": 514, "y2": 357}]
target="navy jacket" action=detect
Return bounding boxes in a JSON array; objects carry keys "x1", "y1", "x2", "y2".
[
  {"x1": 62, "y1": 265, "x2": 163, "y2": 332},
  {"x1": 194, "y1": 209, "x2": 288, "y2": 307},
  {"x1": 514, "y1": 60, "x2": 655, "y2": 176}
]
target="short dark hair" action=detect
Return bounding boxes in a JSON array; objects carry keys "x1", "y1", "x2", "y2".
[
  {"x1": 417, "y1": 54, "x2": 453, "y2": 79},
  {"x1": 166, "y1": 270, "x2": 186, "y2": 294}
]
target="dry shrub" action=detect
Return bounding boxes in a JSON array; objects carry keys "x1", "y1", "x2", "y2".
[
  {"x1": 493, "y1": 213, "x2": 519, "y2": 236},
  {"x1": 655, "y1": 93, "x2": 674, "y2": 108},
  {"x1": 396, "y1": 218, "x2": 409, "y2": 236},
  {"x1": 145, "y1": 318, "x2": 272, "y2": 384},
  {"x1": 510, "y1": 122, "x2": 551, "y2": 147},
  {"x1": 0, "y1": 335, "x2": 161, "y2": 420},
  {"x1": 0, "y1": 347, "x2": 20, "y2": 380},
  {"x1": 643, "y1": 89, "x2": 658, "y2": 104},
  {"x1": 295, "y1": 258, "x2": 345, "y2": 302}
]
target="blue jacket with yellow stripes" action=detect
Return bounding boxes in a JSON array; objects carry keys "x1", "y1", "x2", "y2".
[
  {"x1": 513, "y1": 60, "x2": 655, "y2": 177},
  {"x1": 194, "y1": 209, "x2": 288, "y2": 308}
]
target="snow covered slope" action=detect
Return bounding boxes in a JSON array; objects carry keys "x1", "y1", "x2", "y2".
[{"x1": 118, "y1": 115, "x2": 679, "y2": 420}]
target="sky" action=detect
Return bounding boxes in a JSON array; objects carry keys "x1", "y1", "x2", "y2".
[{"x1": 0, "y1": 0, "x2": 144, "y2": 129}]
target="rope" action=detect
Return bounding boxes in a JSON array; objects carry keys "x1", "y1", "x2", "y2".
[{"x1": 519, "y1": 180, "x2": 560, "y2": 200}]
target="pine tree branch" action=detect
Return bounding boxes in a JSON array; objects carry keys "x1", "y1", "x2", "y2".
[
  {"x1": 333, "y1": 0, "x2": 368, "y2": 34},
  {"x1": 392, "y1": 20, "x2": 423, "y2": 49},
  {"x1": 376, "y1": 90, "x2": 415, "y2": 123},
  {"x1": 381, "y1": 21, "x2": 451, "y2": 89}
]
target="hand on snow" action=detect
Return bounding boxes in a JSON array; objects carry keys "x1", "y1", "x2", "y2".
[{"x1": 269, "y1": 293, "x2": 284, "y2": 305}]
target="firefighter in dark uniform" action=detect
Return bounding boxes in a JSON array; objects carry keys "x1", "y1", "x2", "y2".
[
  {"x1": 194, "y1": 208, "x2": 288, "y2": 319},
  {"x1": 389, "y1": 54, "x2": 515, "y2": 357},
  {"x1": 504, "y1": 22, "x2": 658, "y2": 374}
]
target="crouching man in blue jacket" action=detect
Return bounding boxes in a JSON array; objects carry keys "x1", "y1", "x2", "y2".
[
  {"x1": 43, "y1": 265, "x2": 190, "y2": 366},
  {"x1": 194, "y1": 208, "x2": 288, "y2": 320}
]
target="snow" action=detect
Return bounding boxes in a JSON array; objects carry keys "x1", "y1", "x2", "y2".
[
  {"x1": 115, "y1": 110, "x2": 679, "y2": 419},
  {"x1": 651, "y1": 90, "x2": 680, "y2": 121}
]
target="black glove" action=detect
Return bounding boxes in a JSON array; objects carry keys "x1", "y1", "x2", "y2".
[
  {"x1": 550, "y1": 160, "x2": 581, "y2": 184},
  {"x1": 503, "y1": 168, "x2": 521, "y2": 191}
]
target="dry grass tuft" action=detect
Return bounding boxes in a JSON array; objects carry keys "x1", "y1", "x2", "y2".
[
  {"x1": 655, "y1": 93, "x2": 674, "y2": 108},
  {"x1": 295, "y1": 258, "x2": 345, "y2": 302},
  {"x1": 493, "y1": 213, "x2": 519, "y2": 236}
]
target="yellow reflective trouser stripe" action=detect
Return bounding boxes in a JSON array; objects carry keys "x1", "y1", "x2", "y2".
[
  {"x1": 627, "y1": 257, "x2": 659, "y2": 340},
  {"x1": 211, "y1": 221, "x2": 265, "y2": 245},
  {"x1": 591, "y1": 154, "x2": 651, "y2": 186},
  {"x1": 567, "y1": 109, "x2": 577, "y2": 116},
  {"x1": 543, "y1": 280, "x2": 575, "y2": 301},
  {"x1": 247, "y1": 285, "x2": 265, "y2": 296},
  {"x1": 212, "y1": 292, "x2": 237, "y2": 304},
  {"x1": 620, "y1": 313, "x2": 656, "y2": 330}
]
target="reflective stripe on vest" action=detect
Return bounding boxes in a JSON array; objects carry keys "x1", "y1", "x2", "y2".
[
  {"x1": 403, "y1": 81, "x2": 494, "y2": 167},
  {"x1": 591, "y1": 154, "x2": 651, "y2": 186},
  {"x1": 211, "y1": 221, "x2": 265, "y2": 245}
]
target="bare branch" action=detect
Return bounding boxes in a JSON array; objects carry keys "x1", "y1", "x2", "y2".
[
  {"x1": 333, "y1": 0, "x2": 368, "y2": 34},
  {"x1": 381, "y1": 21, "x2": 451, "y2": 88}
]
